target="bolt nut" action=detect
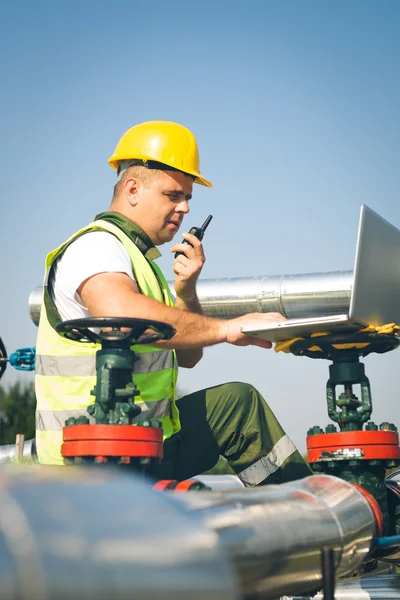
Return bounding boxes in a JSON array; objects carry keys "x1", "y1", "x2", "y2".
[
  {"x1": 150, "y1": 419, "x2": 163, "y2": 429},
  {"x1": 76, "y1": 416, "x2": 90, "y2": 425},
  {"x1": 325, "y1": 425, "x2": 337, "y2": 433},
  {"x1": 65, "y1": 417, "x2": 76, "y2": 426},
  {"x1": 380, "y1": 422, "x2": 392, "y2": 431},
  {"x1": 366, "y1": 422, "x2": 378, "y2": 431},
  {"x1": 307, "y1": 426, "x2": 324, "y2": 436}
]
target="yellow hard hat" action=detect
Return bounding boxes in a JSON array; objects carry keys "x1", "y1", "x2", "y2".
[{"x1": 108, "y1": 121, "x2": 213, "y2": 188}]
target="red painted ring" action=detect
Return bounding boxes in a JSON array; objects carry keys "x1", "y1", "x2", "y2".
[
  {"x1": 63, "y1": 424, "x2": 162, "y2": 443},
  {"x1": 153, "y1": 480, "x2": 178, "y2": 491},
  {"x1": 308, "y1": 444, "x2": 400, "y2": 463},
  {"x1": 351, "y1": 483, "x2": 384, "y2": 537},
  {"x1": 307, "y1": 430, "x2": 399, "y2": 449},
  {"x1": 174, "y1": 480, "x2": 199, "y2": 492},
  {"x1": 61, "y1": 439, "x2": 163, "y2": 458}
]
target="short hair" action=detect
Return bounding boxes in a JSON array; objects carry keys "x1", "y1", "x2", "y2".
[{"x1": 112, "y1": 165, "x2": 159, "y2": 200}]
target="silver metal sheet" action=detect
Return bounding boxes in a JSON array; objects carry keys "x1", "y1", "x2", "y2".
[{"x1": 350, "y1": 205, "x2": 400, "y2": 327}]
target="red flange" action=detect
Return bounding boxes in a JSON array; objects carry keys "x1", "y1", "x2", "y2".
[
  {"x1": 174, "y1": 480, "x2": 196, "y2": 491},
  {"x1": 174, "y1": 479, "x2": 208, "y2": 491},
  {"x1": 63, "y1": 424, "x2": 162, "y2": 443},
  {"x1": 153, "y1": 480, "x2": 179, "y2": 491},
  {"x1": 153, "y1": 479, "x2": 208, "y2": 492},
  {"x1": 307, "y1": 430, "x2": 400, "y2": 463},
  {"x1": 308, "y1": 431, "x2": 399, "y2": 448},
  {"x1": 62, "y1": 439, "x2": 163, "y2": 458}
]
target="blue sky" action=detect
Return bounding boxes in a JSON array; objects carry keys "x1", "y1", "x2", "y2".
[{"x1": 1, "y1": 0, "x2": 400, "y2": 451}]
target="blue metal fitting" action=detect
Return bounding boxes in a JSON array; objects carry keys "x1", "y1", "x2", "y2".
[{"x1": 9, "y1": 347, "x2": 36, "y2": 371}]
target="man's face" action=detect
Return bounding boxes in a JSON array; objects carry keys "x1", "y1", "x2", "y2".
[{"x1": 132, "y1": 170, "x2": 193, "y2": 245}]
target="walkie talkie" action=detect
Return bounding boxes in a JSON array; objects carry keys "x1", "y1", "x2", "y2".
[{"x1": 174, "y1": 215, "x2": 213, "y2": 258}]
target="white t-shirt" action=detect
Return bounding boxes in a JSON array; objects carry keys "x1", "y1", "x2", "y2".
[{"x1": 50, "y1": 231, "x2": 135, "y2": 321}]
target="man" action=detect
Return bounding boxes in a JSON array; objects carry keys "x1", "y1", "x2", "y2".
[{"x1": 35, "y1": 120, "x2": 311, "y2": 485}]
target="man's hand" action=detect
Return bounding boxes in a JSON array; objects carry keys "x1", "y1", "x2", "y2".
[
  {"x1": 224, "y1": 312, "x2": 287, "y2": 349},
  {"x1": 171, "y1": 232, "x2": 205, "y2": 301}
]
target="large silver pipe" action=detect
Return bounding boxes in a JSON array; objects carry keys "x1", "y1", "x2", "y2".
[
  {"x1": 0, "y1": 468, "x2": 378, "y2": 600},
  {"x1": 29, "y1": 270, "x2": 353, "y2": 325},
  {"x1": 170, "y1": 474, "x2": 377, "y2": 599},
  {"x1": 0, "y1": 465, "x2": 238, "y2": 600},
  {"x1": 196, "y1": 271, "x2": 353, "y2": 319}
]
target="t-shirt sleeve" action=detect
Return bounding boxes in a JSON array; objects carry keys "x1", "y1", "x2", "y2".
[{"x1": 54, "y1": 231, "x2": 135, "y2": 296}]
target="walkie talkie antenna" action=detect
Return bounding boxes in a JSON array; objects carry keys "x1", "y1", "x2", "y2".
[{"x1": 200, "y1": 215, "x2": 213, "y2": 235}]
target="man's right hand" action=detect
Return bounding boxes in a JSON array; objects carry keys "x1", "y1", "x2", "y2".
[{"x1": 224, "y1": 312, "x2": 287, "y2": 349}]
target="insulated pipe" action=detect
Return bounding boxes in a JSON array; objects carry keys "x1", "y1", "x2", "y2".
[
  {"x1": 0, "y1": 468, "x2": 377, "y2": 600},
  {"x1": 28, "y1": 270, "x2": 353, "y2": 325},
  {"x1": 170, "y1": 474, "x2": 377, "y2": 599},
  {"x1": 0, "y1": 465, "x2": 238, "y2": 600},
  {"x1": 196, "y1": 271, "x2": 353, "y2": 319}
]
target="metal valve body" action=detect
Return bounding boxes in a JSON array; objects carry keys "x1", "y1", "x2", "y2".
[{"x1": 304, "y1": 336, "x2": 400, "y2": 535}]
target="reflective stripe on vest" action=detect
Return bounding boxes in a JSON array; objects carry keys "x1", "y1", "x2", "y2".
[
  {"x1": 35, "y1": 219, "x2": 179, "y2": 465},
  {"x1": 36, "y1": 350, "x2": 174, "y2": 377},
  {"x1": 36, "y1": 398, "x2": 171, "y2": 431}
]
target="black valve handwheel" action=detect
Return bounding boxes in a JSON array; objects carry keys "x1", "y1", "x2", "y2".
[
  {"x1": 0, "y1": 337, "x2": 7, "y2": 380},
  {"x1": 56, "y1": 317, "x2": 176, "y2": 345},
  {"x1": 290, "y1": 331, "x2": 400, "y2": 360}
]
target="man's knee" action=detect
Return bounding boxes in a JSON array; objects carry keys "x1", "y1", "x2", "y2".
[
  {"x1": 206, "y1": 381, "x2": 267, "y2": 422},
  {"x1": 221, "y1": 381, "x2": 260, "y2": 400}
]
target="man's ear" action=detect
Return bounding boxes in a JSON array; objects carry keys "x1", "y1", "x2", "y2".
[{"x1": 124, "y1": 176, "x2": 140, "y2": 207}]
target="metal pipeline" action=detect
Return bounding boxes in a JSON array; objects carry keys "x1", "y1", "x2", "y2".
[
  {"x1": 170, "y1": 474, "x2": 377, "y2": 599},
  {"x1": 28, "y1": 270, "x2": 353, "y2": 325},
  {"x1": 0, "y1": 468, "x2": 379, "y2": 600},
  {"x1": 195, "y1": 271, "x2": 353, "y2": 320},
  {"x1": 0, "y1": 465, "x2": 238, "y2": 600}
]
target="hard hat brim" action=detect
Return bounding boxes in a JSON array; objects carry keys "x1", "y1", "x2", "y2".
[{"x1": 108, "y1": 154, "x2": 213, "y2": 188}]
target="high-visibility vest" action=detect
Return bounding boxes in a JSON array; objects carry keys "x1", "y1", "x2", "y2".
[{"x1": 35, "y1": 219, "x2": 179, "y2": 464}]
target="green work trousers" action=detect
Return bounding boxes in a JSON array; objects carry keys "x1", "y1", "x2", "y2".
[{"x1": 152, "y1": 382, "x2": 312, "y2": 486}]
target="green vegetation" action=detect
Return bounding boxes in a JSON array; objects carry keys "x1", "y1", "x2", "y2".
[{"x1": 0, "y1": 380, "x2": 35, "y2": 444}]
